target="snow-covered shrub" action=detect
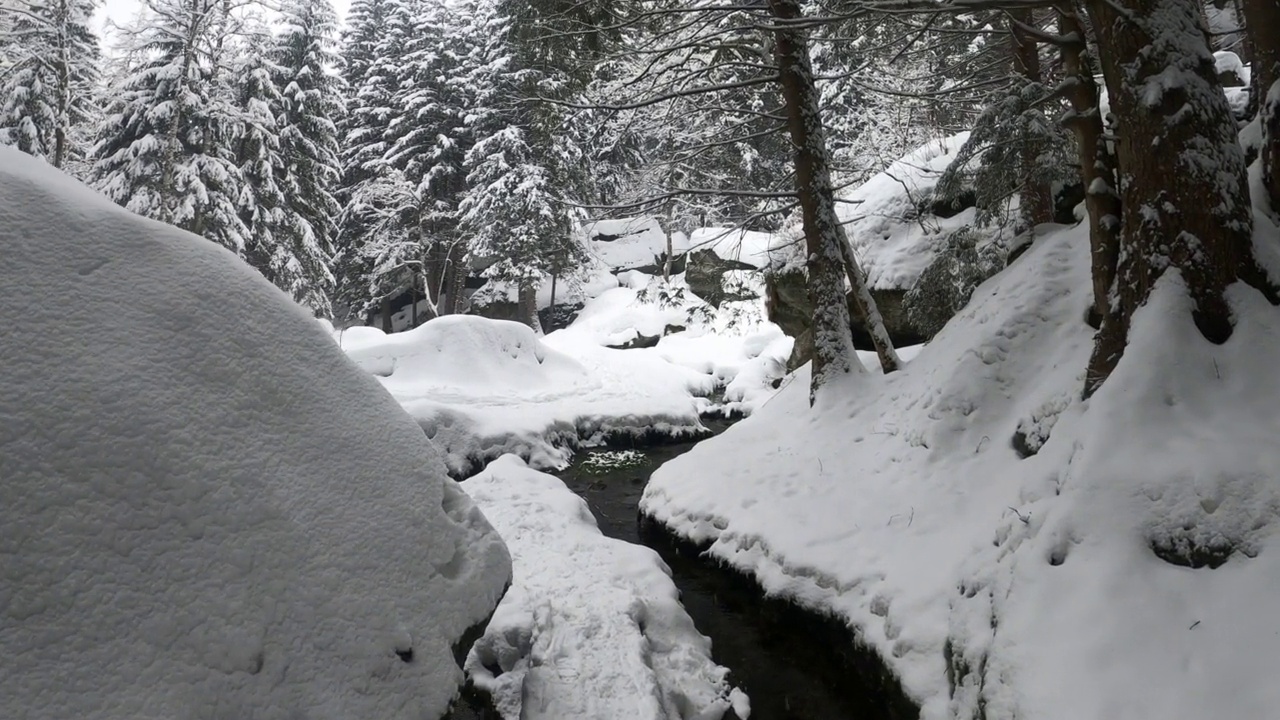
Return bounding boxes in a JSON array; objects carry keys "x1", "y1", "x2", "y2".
[{"x1": 902, "y1": 228, "x2": 1005, "y2": 338}]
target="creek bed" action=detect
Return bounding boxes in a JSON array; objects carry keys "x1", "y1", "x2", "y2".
[{"x1": 554, "y1": 419, "x2": 917, "y2": 720}]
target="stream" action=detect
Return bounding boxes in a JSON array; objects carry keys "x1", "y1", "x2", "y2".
[
  {"x1": 447, "y1": 416, "x2": 916, "y2": 720},
  {"x1": 553, "y1": 419, "x2": 916, "y2": 720}
]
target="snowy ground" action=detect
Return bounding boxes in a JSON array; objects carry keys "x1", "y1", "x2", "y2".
[
  {"x1": 334, "y1": 270, "x2": 793, "y2": 473},
  {"x1": 461, "y1": 456, "x2": 747, "y2": 720},
  {"x1": 641, "y1": 183, "x2": 1280, "y2": 720},
  {"x1": 1, "y1": 148, "x2": 511, "y2": 720}
]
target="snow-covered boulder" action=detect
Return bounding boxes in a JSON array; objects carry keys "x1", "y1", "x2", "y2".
[
  {"x1": 0, "y1": 148, "x2": 511, "y2": 720},
  {"x1": 336, "y1": 314, "x2": 712, "y2": 476},
  {"x1": 585, "y1": 216, "x2": 688, "y2": 272}
]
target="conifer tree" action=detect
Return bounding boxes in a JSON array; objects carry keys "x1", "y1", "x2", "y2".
[
  {"x1": 268, "y1": 0, "x2": 342, "y2": 312},
  {"x1": 0, "y1": 0, "x2": 99, "y2": 169},
  {"x1": 91, "y1": 0, "x2": 248, "y2": 253}
]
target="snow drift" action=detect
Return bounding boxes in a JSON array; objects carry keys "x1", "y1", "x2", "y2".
[
  {"x1": 461, "y1": 456, "x2": 746, "y2": 720},
  {"x1": 642, "y1": 195, "x2": 1280, "y2": 719},
  {"x1": 0, "y1": 148, "x2": 511, "y2": 720}
]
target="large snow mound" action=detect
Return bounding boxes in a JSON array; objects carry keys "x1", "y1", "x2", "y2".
[
  {"x1": 462, "y1": 456, "x2": 746, "y2": 720},
  {"x1": 0, "y1": 148, "x2": 511, "y2": 720},
  {"x1": 642, "y1": 214, "x2": 1280, "y2": 719}
]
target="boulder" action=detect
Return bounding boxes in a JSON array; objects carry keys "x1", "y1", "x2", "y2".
[
  {"x1": 684, "y1": 249, "x2": 758, "y2": 308},
  {"x1": 765, "y1": 269, "x2": 927, "y2": 371}
]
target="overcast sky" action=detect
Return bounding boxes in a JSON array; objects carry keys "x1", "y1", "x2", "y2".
[{"x1": 93, "y1": 0, "x2": 353, "y2": 44}]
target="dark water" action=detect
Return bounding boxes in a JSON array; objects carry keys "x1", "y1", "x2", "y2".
[{"x1": 554, "y1": 421, "x2": 918, "y2": 720}]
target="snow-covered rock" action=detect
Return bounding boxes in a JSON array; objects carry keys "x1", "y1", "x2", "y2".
[
  {"x1": 642, "y1": 204, "x2": 1280, "y2": 719},
  {"x1": 336, "y1": 314, "x2": 714, "y2": 475},
  {"x1": 837, "y1": 131, "x2": 1012, "y2": 291},
  {"x1": 461, "y1": 456, "x2": 745, "y2": 720},
  {"x1": 687, "y1": 226, "x2": 782, "y2": 269},
  {"x1": 0, "y1": 148, "x2": 511, "y2": 720},
  {"x1": 585, "y1": 216, "x2": 688, "y2": 271}
]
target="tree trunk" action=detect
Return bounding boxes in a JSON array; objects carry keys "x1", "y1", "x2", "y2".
[
  {"x1": 379, "y1": 297, "x2": 392, "y2": 333},
  {"x1": 837, "y1": 238, "x2": 900, "y2": 373},
  {"x1": 1082, "y1": 0, "x2": 1272, "y2": 395},
  {"x1": 1058, "y1": 6, "x2": 1122, "y2": 328},
  {"x1": 446, "y1": 245, "x2": 468, "y2": 314},
  {"x1": 518, "y1": 281, "x2": 543, "y2": 334},
  {"x1": 1010, "y1": 9, "x2": 1055, "y2": 228},
  {"x1": 766, "y1": 0, "x2": 860, "y2": 404},
  {"x1": 1241, "y1": 0, "x2": 1280, "y2": 210}
]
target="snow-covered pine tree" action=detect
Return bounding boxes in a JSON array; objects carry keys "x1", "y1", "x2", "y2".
[
  {"x1": 459, "y1": 0, "x2": 590, "y2": 332},
  {"x1": 232, "y1": 45, "x2": 292, "y2": 288},
  {"x1": 0, "y1": 0, "x2": 99, "y2": 169},
  {"x1": 90, "y1": 0, "x2": 249, "y2": 254},
  {"x1": 333, "y1": 0, "x2": 415, "y2": 321},
  {"x1": 268, "y1": 0, "x2": 342, "y2": 313},
  {"x1": 381, "y1": 0, "x2": 482, "y2": 319}
]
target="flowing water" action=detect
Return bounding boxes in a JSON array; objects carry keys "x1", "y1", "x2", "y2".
[{"x1": 553, "y1": 421, "x2": 916, "y2": 720}]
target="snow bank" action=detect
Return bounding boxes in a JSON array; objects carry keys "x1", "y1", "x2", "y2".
[
  {"x1": 585, "y1": 216, "x2": 689, "y2": 271},
  {"x1": 642, "y1": 212, "x2": 1280, "y2": 719},
  {"x1": 837, "y1": 132, "x2": 1009, "y2": 290},
  {"x1": 687, "y1": 227, "x2": 782, "y2": 269},
  {"x1": 0, "y1": 148, "x2": 511, "y2": 719},
  {"x1": 553, "y1": 271, "x2": 795, "y2": 416},
  {"x1": 461, "y1": 456, "x2": 745, "y2": 720},
  {"x1": 338, "y1": 314, "x2": 713, "y2": 475}
]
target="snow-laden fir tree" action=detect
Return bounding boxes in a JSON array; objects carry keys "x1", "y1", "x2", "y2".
[
  {"x1": 459, "y1": 0, "x2": 590, "y2": 332},
  {"x1": 333, "y1": 0, "x2": 416, "y2": 322},
  {"x1": 91, "y1": 0, "x2": 249, "y2": 254},
  {"x1": 232, "y1": 46, "x2": 292, "y2": 288},
  {"x1": 267, "y1": 0, "x2": 343, "y2": 313},
  {"x1": 0, "y1": 0, "x2": 99, "y2": 169}
]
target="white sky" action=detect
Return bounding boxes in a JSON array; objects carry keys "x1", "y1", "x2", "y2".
[{"x1": 93, "y1": 0, "x2": 352, "y2": 42}]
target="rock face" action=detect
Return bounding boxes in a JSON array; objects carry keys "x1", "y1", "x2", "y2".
[
  {"x1": 0, "y1": 148, "x2": 512, "y2": 720},
  {"x1": 684, "y1": 249, "x2": 758, "y2": 308},
  {"x1": 765, "y1": 270, "x2": 928, "y2": 370}
]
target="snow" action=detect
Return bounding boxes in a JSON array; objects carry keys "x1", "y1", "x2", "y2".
[
  {"x1": 337, "y1": 313, "x2": 714, "y2": 475},
  {"x1": 0, "y1": 148, "x2": 511, "y2": 719},
  {"x1": 461, "y1": 456, "x2": 742, "y2": 720},
  {"x1": 641, "y1": 202, "x2": 1280, "y2": 719},
  {"x1": 837, "y1": 131, "x2": 1010, "y2": 291},
  {"x1": 585, "y1": 216, "x2": 689, "y2": 271},
  {"x1": 686, "y1": 227, "x2": 783, "y2": 269},
  {"x1": 336, "y1": 268, "x2": 798, "y2": 472}
]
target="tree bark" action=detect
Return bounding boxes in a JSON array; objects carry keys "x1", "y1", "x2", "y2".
[
  {"x1": 379, "y1": 297, "x2": 392, "y2": 333},
  {"x1": 518, "y1": 281, "x2": 543, "y2": 334},
  {"x1": 1241, "y1": 0, "x2": 1280, "y2": 210},
  {"x1": 1010, "y1": 9, "x2": 1055, "y2": 228},
  {"x1": 837, "y1": 238, "x2": 900, "y2": 373},
  {"x1": 767, "y1": 0, "x2": 860, "y2": 404},
  {"x1": 1083, "y1": 0, "x2": 1272, "y2": 395},
  {"x1": 1058, "y1": 6, "x2": 1122, "y2": 328}
]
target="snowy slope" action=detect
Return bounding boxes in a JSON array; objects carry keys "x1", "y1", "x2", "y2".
[
  {"x1": 0, "y1": 148, "x2": 511, "y2": 720},
  {"x1": 642, "y1": 205, "x2": 1280, "y2": 719},
  {"x1": 461, "y1": 456, "x2": 747, "y2": 720}
]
